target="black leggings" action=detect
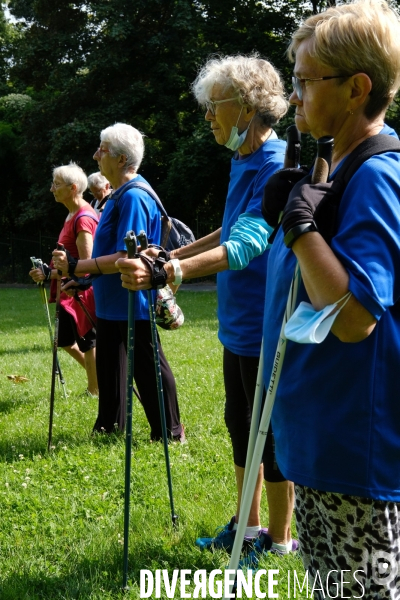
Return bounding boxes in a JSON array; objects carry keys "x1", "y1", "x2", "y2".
[
  {"x1": 223, "y1": 347, "x2": 285, "y2": 483},
  {"x1": 93, "y1": 318, "x2": 182, "y2": 439}
]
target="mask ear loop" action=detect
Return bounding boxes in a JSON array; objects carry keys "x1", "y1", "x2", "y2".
[
  {"x1": 234, "y1": 105, "x2": 244, "y2": 128},
  {"x1": 325, "y1": 290, "x2": 352, "y2": 320}
]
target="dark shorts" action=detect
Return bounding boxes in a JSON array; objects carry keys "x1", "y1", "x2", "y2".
[{"x1": 57, "y1": 305, "x2": 96, "y2": 353}]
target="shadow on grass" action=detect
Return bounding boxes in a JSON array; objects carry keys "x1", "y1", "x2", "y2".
[
  {"x1": 0, "y1": 345, "x2": 49, "y2": 357},
  {"x1": 0, "y1": 535, "x2": 219, "y2": 600},
  {"x1": 0, "y1": 428, "x2": 137, "y2": 463}
]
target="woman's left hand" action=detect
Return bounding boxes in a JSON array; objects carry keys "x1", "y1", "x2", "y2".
[{"x1": 61, "y1": 278, "x2": 79, "y2": 297}]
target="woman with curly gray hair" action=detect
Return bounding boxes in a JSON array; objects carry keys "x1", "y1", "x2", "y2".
[{"x1": 117, "y1": 54, "x2": 297, "y2": 561}]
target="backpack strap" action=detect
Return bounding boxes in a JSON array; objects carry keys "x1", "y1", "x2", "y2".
[
  {"x1": 333, "y1": 134, "x2": 400, "y2": 190},
  {"x1": 73, "y1": 211, "x2": 99, "y2": 238}
]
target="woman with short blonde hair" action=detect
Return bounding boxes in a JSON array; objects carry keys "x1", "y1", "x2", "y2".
[{"x1": 262, "y1": 1, "x2": 400, "y2": 596}]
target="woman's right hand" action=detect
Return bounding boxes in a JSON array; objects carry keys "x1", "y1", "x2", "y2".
[{"x1": 29, "y1": 268, "x2": 45, "y2": 283}]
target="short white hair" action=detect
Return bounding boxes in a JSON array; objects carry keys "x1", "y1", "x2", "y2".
[
  {"x1": 87, "y1": 172, "x2": 109, "y2": 189},
  {"x1": 100, "y1": 123, "x2": 144, "y2": 172},
  {"x1": 192, "y1": 53, "x2": 289, "y2": 126},
  {"x1": 52, "y1": 162, "x2": 87, "y2": 194}
]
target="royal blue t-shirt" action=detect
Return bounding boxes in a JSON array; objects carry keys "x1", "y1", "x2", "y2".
[
  {"x1": 92, "y1": 176, "x2": 161, "y2": 320},
  {"x1": 263, "y1": 125, "x2": 400, "y2": 500},
  {"x1": 217, "y1": 135, "x2": 286, "y2": 356}
]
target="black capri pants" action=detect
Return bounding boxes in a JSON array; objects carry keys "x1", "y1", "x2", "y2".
[
  {"x1": 58, "y1": 305, "x2": 96, "y2": 353},
  {"x1": 223, "y1": 347, "x2": 285, "y2": 483}
]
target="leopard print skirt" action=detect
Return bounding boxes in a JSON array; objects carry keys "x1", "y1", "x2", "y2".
[{"x1": 295, "y1": 485, "x2": 400, "y2": 599}]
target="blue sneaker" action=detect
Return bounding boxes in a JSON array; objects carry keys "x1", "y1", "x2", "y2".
[
  {"x1": 238, "y1": 530, "x2": 273, "y2": 570},
  {"x1": 195, "y1": 516, "x2": 254, "y2": 552},
  {"x1": 239, "y1": 529, "x2": 299, "y2": 569}
]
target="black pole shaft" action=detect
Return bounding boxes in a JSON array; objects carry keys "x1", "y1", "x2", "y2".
[
  {"x1": 48, "y1": 244, "x2": 64, "y2": 452},
  {"x1": 137, "y1": 230, "x2": 178, "y2": 528}
]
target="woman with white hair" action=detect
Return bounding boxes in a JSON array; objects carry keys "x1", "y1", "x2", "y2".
[
  {"x1": 87, "y1": 172, "x2": 111, "y2": 215},
  {"x1": 29, "y1": 163, "x2": 99, "y2": 396},
  {"x1": 261, "y1": 0, "x2": 400, "y2": 596},
  {"x1": 53, "y1": 123, "x2": 184, "y2": 441},
  {"x1": 117, "y1": 55, "x2": 297, "y2": 560}
]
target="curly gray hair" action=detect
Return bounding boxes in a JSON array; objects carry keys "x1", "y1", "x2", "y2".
[{"x1": 192, "y1": 54, "x2": 289, "y2": 126}]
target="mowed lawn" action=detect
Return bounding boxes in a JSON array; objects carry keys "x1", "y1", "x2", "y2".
[{"x1": 0, "y1": 287, "x2": 308, "y2": 599}]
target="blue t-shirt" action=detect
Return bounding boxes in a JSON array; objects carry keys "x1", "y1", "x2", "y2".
[
  {"x1": 263, "y1": 125, "x2": 400, "y2": 500},
  {"x1": 92, "y1": 175, "x2": 161, "y2": 320},
  {"x1": 217, "y1": 136, "x2": 286, "y2": 356}
]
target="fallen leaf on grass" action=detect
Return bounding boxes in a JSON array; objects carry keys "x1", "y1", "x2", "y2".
[{"x1": 7, "y1": 375, "x2": 29, "y2": 383}]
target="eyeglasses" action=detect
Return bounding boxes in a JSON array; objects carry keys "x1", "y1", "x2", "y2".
[
  {"x1": 292, "y1": 75, "x2": 348, "y2": 101},
  {"x1": 96, "y1": 146, "x2": 111, "y2": 156},
  {"x1": 51, "y1": 181, "x2": 67, "y2": 189},
  {"x1": 205, "y1": 97, "x2": 239, "y2": 116}
]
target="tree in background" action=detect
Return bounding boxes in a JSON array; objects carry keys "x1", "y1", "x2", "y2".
[
  {"x1": 2, "y1": 0, "x2": 399, "y2": 246},
  {"x1": 2, "y1": 0, "x2": 298, "y2": 237}
]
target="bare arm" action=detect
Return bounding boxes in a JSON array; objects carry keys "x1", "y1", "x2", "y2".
[
  {"x1": 292, "y1": 232, "x2": 377, "y2": 343},
  {"x1": 116, "y1": 245, "x2": 228, "y2": 290},
  {"x1": 76, "y1": 230, "x2": 94, "y2": 260},
  {"x1": 169, "y1": 228, "x2": 222, "y2": 260},
  {"x1": 52, "y1": 249, "x2": 127, "y2": 275}
]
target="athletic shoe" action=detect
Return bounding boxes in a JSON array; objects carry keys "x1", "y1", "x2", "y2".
[
  {"x1": 81, "y1": 389, "x2": 98, "y2": 398},
  {"x1": 151, "y1": 424, "x2": 186, "y2": 444},
  {"x1": 195, "y1": 516, "x2": 254, "y2": 552},
  {"x1": 156, "y1": 285, "x2": 184, "y2": 330},
  {"x1": 239, "y1": 529, "x2": 298, "y2": 570},
  {"x1": 172, "y1": 424, "x2": 186, "y2": 444},
  {"x1": 238, "y1": 530, "x2": 273, "y2": 570},
  {"x1": 262, "y1": 527, "x2": 299, "y2": 556}
]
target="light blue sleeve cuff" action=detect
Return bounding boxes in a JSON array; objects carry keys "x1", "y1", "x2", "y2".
[{"x1": 222, "y1": 213, "x2": 273, "y2": 270}]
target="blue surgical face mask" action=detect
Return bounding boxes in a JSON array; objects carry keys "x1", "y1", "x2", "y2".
[
  {"x1": 225, "y1": 107, "x2": 253, "y2": 151},
  {"x1": 284, "y1": 292, "x2": 352, "y2": 344}
]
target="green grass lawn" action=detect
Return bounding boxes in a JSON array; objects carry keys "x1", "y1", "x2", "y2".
[{"x1": 0, "y1": 287, "x2": 309, "y2": 599}]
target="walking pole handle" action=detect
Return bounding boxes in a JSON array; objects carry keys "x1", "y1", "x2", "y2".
[
  {"x1": 312, "y1": 135, "x2": 334, "y2": 183},
  {"x1": 30, "y1": 257, "x2": 43, "y2": 285},
  {"x1": 124, "y1": 231, "x2": 137, "y2": 260},
  {"x1": 136, "y1": 230, "x2": 148, "y2": 251},
  {"x1": 285, "y1": 124, "x2": 301, "y2": 168},
  {"x1": 56, "y1": 243, "x2": 65, "y2": 277}
]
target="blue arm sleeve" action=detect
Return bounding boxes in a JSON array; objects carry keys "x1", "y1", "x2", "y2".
[{"x1": 222, "y1": 213, "x2": 273, "y2": 270}]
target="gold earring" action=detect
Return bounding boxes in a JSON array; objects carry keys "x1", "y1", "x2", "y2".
[{"x1": 349, "y1": 109, "x2": 354, "y2": 115}]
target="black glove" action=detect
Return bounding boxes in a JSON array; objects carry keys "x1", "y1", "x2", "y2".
[
  {"x1": 262, "y1": 167, "x2": 310, "y2": 228},
  {"x1": 282, "y1": 181, "x2": 338, "y2": 248}
]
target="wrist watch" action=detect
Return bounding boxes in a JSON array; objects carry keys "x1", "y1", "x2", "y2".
[
  {"x1": 170, "y1": 259, "x2": 182, "y2": 285},
  {"x1": 283, "y1": 222, "x2": 317, "y2": 248}
]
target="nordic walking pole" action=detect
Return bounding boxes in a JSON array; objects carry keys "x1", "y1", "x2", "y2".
[
  {"x1": 48, "y1": 243, "x2": 64, "y2": 451},
  {"x1": 122, "y1": 230, "x2": 138, "y2": 591},
  {"x1": 224, "y1": 135, "x2": 334, "y2": 598},
  {"x1": 137, "y1": 230, "x2": 178, "y2": 529},
  {"x1": 241, "y1": 125, "x2": 301, "y2": 498},
  {"x1": 30, "y1": 257, "x2": 67, "y2": 398},
  {"x1": 73, "y1": 289, "x2": 97, "y2": 331}
]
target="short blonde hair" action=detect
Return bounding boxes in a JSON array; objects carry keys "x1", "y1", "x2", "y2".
[
  {"x1": 288, "y1": 0, "x2": 400, "y2": 118},
  {"x1": 53, "y1": 163, "x2": 87, "y2": 194},
  {"x1": 192, "y1": 54, "x2": 289, "y2": 126}
]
